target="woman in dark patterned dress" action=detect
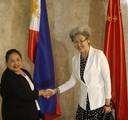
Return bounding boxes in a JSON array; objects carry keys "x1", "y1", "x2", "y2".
[{"x1": 47, "y1": 26, "x2": 112, "y2": 119}]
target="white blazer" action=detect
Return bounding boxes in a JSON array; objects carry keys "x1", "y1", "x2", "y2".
[{"x1": 58, "y1": 46, "x2": 111, "y2": 110}]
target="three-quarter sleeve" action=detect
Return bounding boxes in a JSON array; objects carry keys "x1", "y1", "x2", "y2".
[
  {"x1": 100, "y1": 51, "x2": 112, "y2": 99},
  {"x1": 58, "y1": 57, "x2": 77, "y2": 93}
]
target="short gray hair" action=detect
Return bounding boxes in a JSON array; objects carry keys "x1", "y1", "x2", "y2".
[{"x1": 69, "y1": 26, "x2": 91, "y2": 41}]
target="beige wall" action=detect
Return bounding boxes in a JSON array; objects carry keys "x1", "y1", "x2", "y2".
[{"x1": 0, "y1": 0, "x2": 128, "y2": 120}]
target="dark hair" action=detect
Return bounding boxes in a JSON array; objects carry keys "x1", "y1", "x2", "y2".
[{"x1": 5, "y1": 49, "x2": 22, "y2": 62}]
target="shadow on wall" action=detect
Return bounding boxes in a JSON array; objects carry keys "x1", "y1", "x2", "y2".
[{"x1": 88, "y1": 0, "x2": 106, "y2": 50}]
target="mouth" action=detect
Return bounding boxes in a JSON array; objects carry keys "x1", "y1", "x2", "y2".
[{"x1": 13, "y1": 65, "x2": 20, "y2": 69}]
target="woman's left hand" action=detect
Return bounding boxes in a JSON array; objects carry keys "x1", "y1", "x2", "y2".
[{"x1": 104, "y1": 106, "x2": 112, "y2": 113}]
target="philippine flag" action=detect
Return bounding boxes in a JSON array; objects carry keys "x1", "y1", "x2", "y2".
[{"x1": 28, "y1": 0, "x2": 61, "y2": 119}]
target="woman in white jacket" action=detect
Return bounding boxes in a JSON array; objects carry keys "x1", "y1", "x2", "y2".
[{"x1": 48, "y1": 26, "x2": 112, "y2": 120}]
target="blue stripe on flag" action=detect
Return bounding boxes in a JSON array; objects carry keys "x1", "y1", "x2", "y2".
[{"x1": 33, "y1": 0, "x2": 56, "y2": 114}]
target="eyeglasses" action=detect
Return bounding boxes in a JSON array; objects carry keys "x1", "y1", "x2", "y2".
[{"x1": 73, "y1": 39, "x2": 87, "y2": 45}]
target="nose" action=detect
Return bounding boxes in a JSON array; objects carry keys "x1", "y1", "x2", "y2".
[
  {"x1": 77, "y1": 42, "x2": 82, "y2": 47},
  {"x1": 14, "y1": 61, "x2": 19, "y2": 65}
]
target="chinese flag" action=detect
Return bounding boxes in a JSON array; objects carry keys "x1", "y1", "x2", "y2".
[{"x1": 104, "y1": 0, "x2": 128, "y2": 120}]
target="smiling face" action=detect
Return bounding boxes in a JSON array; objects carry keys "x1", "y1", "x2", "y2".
[
  {"x1": 6, "y1": 52, "x2": 23, "y2": 74},
  {"x1": 73, "y1": 34, "x2": 90, "y2": 54}
]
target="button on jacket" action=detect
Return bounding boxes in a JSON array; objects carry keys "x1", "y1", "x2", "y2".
[{"x1": 58, "y1": 46, "x2": 111, "y2": 110}]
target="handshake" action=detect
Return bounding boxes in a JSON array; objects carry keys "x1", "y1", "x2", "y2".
[{"x1": 38, "y1": 88, "x2": 59, "y2": 99}]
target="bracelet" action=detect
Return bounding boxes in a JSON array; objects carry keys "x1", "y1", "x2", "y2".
[{"x1": 55, "y1": 87, "x2": 60, "y2": 94}]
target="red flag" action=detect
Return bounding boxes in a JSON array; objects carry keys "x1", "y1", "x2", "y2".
[{"x1": 104, "y1": 0, "x2": 128, "y2": 120}]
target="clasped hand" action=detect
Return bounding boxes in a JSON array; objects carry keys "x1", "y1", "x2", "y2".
[{"x1": 39, "y1": 89, "x2": 56, "y2": 99}]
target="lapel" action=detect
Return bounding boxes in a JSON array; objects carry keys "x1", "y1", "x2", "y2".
[
  {"x1": 83, "y1": 46, "x2": 94, "y2": 78},
  {"x1": 75, "y1": 46, "x2": 95, "y2": 82},
  {"x1": 75, "y1": 52, "x2": 80, "y2": 79}
]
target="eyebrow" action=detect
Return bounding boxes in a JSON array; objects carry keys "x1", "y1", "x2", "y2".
[{"x1": 74, "y1": 38, "x2": 85, "y2": 41}]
